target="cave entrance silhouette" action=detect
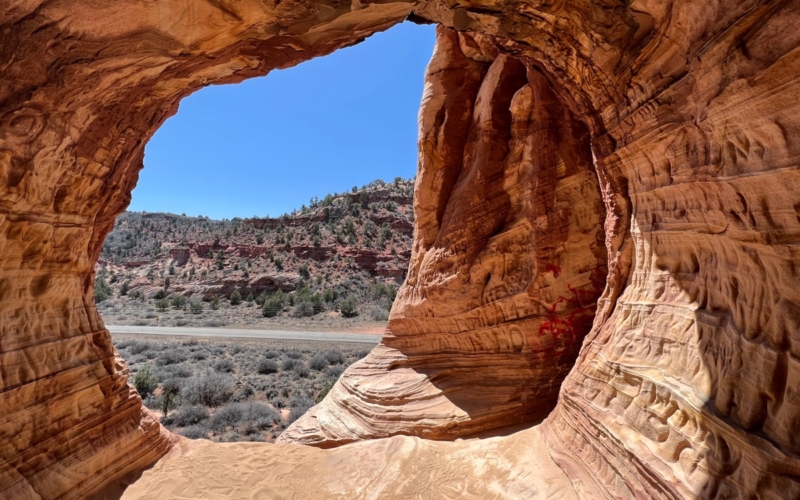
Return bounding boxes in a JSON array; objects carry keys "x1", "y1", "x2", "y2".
[{"x1": 6, "y1": 1, "x2": 800, "y2": 499}]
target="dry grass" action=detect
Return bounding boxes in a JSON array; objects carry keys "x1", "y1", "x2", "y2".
[{"x1": 114, "y1": 333, "x2": 370, "y2": 442}]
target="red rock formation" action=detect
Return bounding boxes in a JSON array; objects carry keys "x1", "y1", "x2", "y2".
[
  {"x1": 281, "y1": 27, "x2": 607, "y2": 445},
  {"x1": 0, "y1": 2, "x2": 416, "y2": 498},
  {"x1": 284, "y1": 1, "x2": 800, "y2": 497},
  {"x1": 4, "y1": 0, "x2": 800, "y2": 498},
  {"x1": 168, "y1": 247, "x2": 191, "y2": 266}
]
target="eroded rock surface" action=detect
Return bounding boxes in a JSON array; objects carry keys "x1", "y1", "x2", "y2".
[
  {"x1": 280, "y1": 27, "x2": 607, "y2": 445},
  {"x1": 3, "y1": 0, "x2": 800, "y2": 499},
  {"x1": 0, "y1": 2, "x2": 415, "y2": 498}
]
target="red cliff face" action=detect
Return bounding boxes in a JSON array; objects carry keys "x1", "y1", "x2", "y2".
[{"x1": 3, "y1": 1, "x2": 800, "y2": 498}]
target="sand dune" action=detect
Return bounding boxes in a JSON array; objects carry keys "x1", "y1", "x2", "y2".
[{"x1": 122, "y1": 426, "x2": 575, "y2": 500}]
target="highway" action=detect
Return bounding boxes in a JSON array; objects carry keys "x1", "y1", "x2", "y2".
[{"x1": 106, "y1": 325, "x2": 382, "y2": 344}]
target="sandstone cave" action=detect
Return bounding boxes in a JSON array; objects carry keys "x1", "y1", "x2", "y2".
[{"x1": 3, "y1": 1, "x2": 800, "y2": 499}]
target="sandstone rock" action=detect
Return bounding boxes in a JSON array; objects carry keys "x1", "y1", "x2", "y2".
[
  {"x1": 168, "y1": 247, "x2": 190, "y2": 267},
  {"x1": 3, "y1": 0, "x2": 800, "y2": 498},
  {"x1": 0, "y1": 2, "x2": 416, "y2": 498},
  {"x1": 280, "y1": 27, "x2": 607, "y2": 445}
]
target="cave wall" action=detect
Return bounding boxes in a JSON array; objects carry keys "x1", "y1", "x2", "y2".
[
  {"x1": 0, "y1": 2, "x2": 416, "y2": 498},
  {"x1": 287, "y1": 0, "x2": 800, "y2": 497},
  {"x1": 2, "y1": 0, "x2": 800, "y2": 499},
  {"x1": 279, "y1": 26, "x2": 608, "y2": 446}
]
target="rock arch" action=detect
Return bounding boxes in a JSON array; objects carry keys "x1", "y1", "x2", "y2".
[{"x1": 2, "y1": 1, "x2": 800, "y2": 498}]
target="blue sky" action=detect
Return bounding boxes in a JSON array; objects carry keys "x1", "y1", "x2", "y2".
[{"x1": 130, "y1": 22, "x2": 435, "y2": 220}]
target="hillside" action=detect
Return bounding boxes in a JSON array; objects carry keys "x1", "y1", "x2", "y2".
[{"x1": 95, "y1": 178, "x2": 414, "y2": 328}]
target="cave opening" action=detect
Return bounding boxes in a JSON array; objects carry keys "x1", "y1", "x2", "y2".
[
  {"x1": 91, "y1": 18, "x2": 609, "y2": 451},
  {"x1": 94, "y1": 21, "x2": 439, "y2": 446},
  {"x1": 6, "y1": 2, "x2": 800, "y2": 498}
]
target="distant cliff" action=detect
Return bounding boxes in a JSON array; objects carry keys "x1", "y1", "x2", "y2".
[{"x1": 96, "y1": 178, "x2": 414, "y2": 316}]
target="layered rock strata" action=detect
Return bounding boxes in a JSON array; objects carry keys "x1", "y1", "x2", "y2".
[
  {"x1": 287, "y1": 1, "x2": 800, "y2": 497},
  {"x1": 0, "y1": 2, "x2": 416, "y2": 498},
  {"x1": 280, "y1": 27, "x2": 608, "y2": 445},
  {"x1": 3, "y1": 0, "x2": 800, "y2": 499}
]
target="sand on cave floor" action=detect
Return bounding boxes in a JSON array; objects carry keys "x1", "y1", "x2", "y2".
[{"x1": 121, "y1": 425, "x2": 575, "y2": 500}]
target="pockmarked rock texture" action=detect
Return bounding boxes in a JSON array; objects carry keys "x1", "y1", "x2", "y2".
[
  {"x1": 280, "y1": 27, "x2": 608, "y2": 445},
  {"x1": 0, "y1": 2, "x2": 416, "y2": 498},
  {"x1": 3, "y1": 0, "x2": 800, "y2": 499},
  {"x1": 286, "y1": 1, "x2": 800, "y2": 497}
]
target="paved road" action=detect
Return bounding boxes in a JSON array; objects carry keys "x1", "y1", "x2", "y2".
[{"x1": 106, "y1": 325, "x2": 382, "y2": 344}]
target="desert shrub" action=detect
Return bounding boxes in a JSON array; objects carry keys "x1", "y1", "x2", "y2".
[
  {"x1": 133, "y1": 366, "x2": 158, "y2": 396},
  {"x1": 154, "y1": 365, "x2": 192, "y2": 380},
  {"x1": 160, "y1": 385, "x2": 179, "y2": 416},
  {"x1": 179, "y1": 425, "x2": 209, "y2": 439},
  {"x1": 285, "y1": 350, "x2": 303, "y2": 359},
  {"x1": 210, "y1": 296, "x2": 220, "y2": 310},
  {"x1": 155, "y1": 298, "x2": 170, "y2": 312},
  {"x1": 324, "y1": 349, "x2": 345, "y2": 365},
  {"x1": 257, "y1": 358, "x2": 279, "y2": 374},
  {"x1": 325, "y1": 365, "x2": 345, "y2": 379},
  {"x1": 339, "y1": 296, "x2": 358, "y2": 318},
  {"x1": 286, "y1": 396, "x2": 314, "y2": 425},
  {"x1": 255, "y1": 292, "x2": 267, "y2": 306},
  {"x1": 155, "y1": 350, "x2": 186, "y2": 366},
  {"x1": 170, "y1": 406, "x2": 210, "y2": 427},
  {"x1": 232, "y1": 384, "x2": 255, "y2": 402},
  {"x1": 308, "y1": 355, "x2": 328, "y2": 371},
  {"x1": 182, "y1": 339, "x2": 199, "y2": 346},
  {"x1": 181, "y1": 372, "x2": 235, "y2": 407},
  {"x1": 222, "y1": 432, "x2": 243, "y2": 442},
  {"x1": 229, "y1": 289, "x2": 242, "y2": 306},
  {"x1": 115, "y1": 339, "x2": 134, "y2": 350},
  {"x1": 294, "y1": 365, "x2": 310, "y2": 378},
  {"x1": 161, "y1": 378, "x2": 182, "y2": 396},
  {"x1": 281, "y1": 358, "x2": 298, "y2": 371},
  {"x1": 322, "y1": 289, "x2": 338, "y2": 303},
  {"x1": 94, "y1": 276, "x2": 112, "y2": 303},
  {"x1": 142, "y1": 395, "x2": 161, "y2": 410},
  {"x1": 366, "y1": 305, "x2": 389, "y2": 321},
  {"x1": 127, "y1": 341, "x2": 152, "y2": 355},
  {"x1": 171, "y1": 295, "x2": 187, "y2": 309},
  {"x1": 292, "y1": 301, "x2": 315, "y2": 317},
  {"x1": 209, "y1": 401, "x2": 280, "y2": 433},
  {"x1": 213, "y1": 358, "x2": 235, "y2": 373},
  {"x1": 298, "y1": 263, "x2": 310, "y2": 280},
  {"x1": 263, "y1": 350, "x2": 280, "y2": 359},
  {"x1": 191, "y1": 350, "x2": 208, "y2": 360},
  {"x1": 316, "y1": 381, "x2": 336, "y2": 403},
  {"x1": 189, "y1": 300, "x2": 204, "y2": 314},
  {"x1": 152, "y1": 289, "x2": 168, "y2": 300},
  {"x1": 262, "y1": 292, "x2": 284, "y2": 317}
]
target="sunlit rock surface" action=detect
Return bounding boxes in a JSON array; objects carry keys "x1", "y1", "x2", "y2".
[
  {"x1": 0, "y1": 2, "x2": 415, "y2": 498},
  {"x1": 3, "y1": 0, "x2": 800, "y2": 498},
  {"x1": 280, "y1": 27, "x2": 607, "y2": 445}
]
